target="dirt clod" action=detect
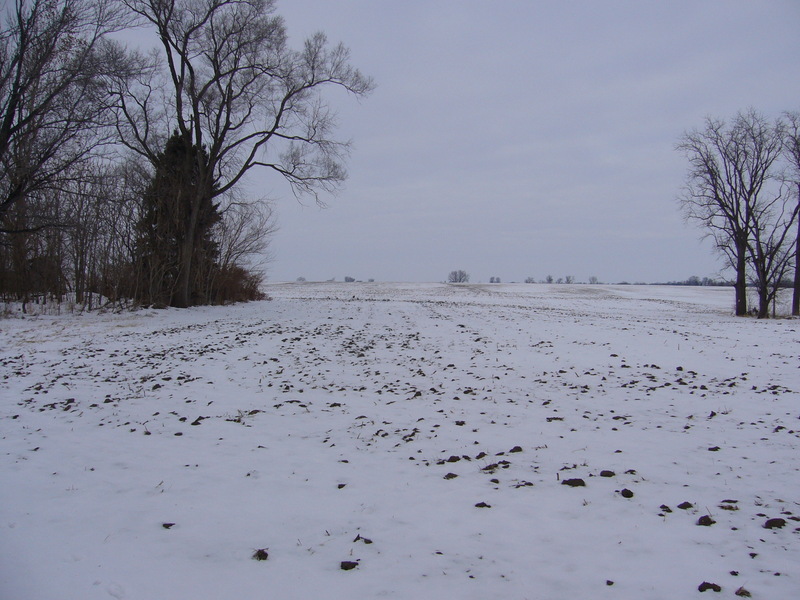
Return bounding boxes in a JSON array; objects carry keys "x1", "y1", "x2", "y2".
[
  {"x1": 562, "y1": 478, "x2": 586, "y2": 487},
  {"x1": 353, "y1": 534, "x2": 373, "y2": 544},
  {"x1": 252, "y1": 549, "x2": 269, "y2": 561},
  {"x1": 763, "y1": 518, "x2": 786, "y2": 529},
  {"x1": 698, "y1": 582, "x2": 721, "y2": 592}
]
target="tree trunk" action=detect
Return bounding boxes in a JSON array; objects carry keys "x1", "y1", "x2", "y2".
[
  {"x1": 173, "y1": 238, "x2": 194, "y2": 308},
  {"x1": 757, "y1": 287, "x2": 769, "y2": 319},
  {"x1": 735, "y1": 242, "x2": 748, "y2": 316},
  {"x1": 793, "y1": 189, "x2": 800, "y2": 316},
  {"x1": 172, "y1": 195, "x2": 202, "y2": 309}
]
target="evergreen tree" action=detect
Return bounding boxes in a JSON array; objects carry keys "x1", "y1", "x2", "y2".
[{"x1": 135, "y1": 132, "x2": 220, "y2": 306}]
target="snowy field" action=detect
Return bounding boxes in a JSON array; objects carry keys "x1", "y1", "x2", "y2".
[{"x1": 1, "y1": 282, "x2": 799, "y2": 599}]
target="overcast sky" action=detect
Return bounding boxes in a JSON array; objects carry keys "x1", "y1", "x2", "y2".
[{"x1": 254, "y1": 1, "x2": 800, "y2": 284}]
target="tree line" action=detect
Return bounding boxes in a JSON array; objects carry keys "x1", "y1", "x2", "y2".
[
  {"x1": 678, "y1": 108, "x2": 800, "y2": 318},
  {"x1": 0, "y1": 0, "x2": 372, "y2": 311}
]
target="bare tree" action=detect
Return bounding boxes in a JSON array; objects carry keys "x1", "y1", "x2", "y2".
[
  {"x1": 113, "y1": 0, "x2": 373, "y2": 307},
  {"x1": 677, "y1": 109, "x2": 785, "y2": 316},
  {"x1": 784, "y1": 111, "x2": 800, "y2": 316},
  {"x1": 746, "y1": 179, "x2": 798, "y2": 317},
  {"x1": 61, "y1": 163, "x2": 112, "y2": 307},
  {"x1": 0, "y1": 0, "x2": 133, "y2": 226},
  {"x1": 215, "y1": 196, "x2": 276, "y2": 276},
  {"x1": 0, "y1": 153, "x2": 153, "y2": 310},
  {"x1": 0, "y1": 190, "x2": 65, "y2": 309},
  {"x1": 448, "y1": 270, "x2": 469, "y2": 283},
  {"x1": 57, "y1": 159, "x2": 147, "y2": 309}
]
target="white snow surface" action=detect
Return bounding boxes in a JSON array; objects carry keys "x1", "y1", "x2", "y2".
[{"x1": 1, "y1": 283, "x2": 799, "y2": 599}]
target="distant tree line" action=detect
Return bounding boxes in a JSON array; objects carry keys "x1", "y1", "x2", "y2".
[
  {"x1": 449, "y1": 272, "x2": 611, "y2": 284},
  {"x1": 0, "y1": 0, "x2": 372, "y2": 311},
  {"x1": 678, "y1": 108, "x2": 800, "y2": 317},
  {"x1": 526, "y1": 274, "x2": 579, "y2": 284},
  {"x1": 658, "y1": 276, "x2": 731, "y2": 287},
  {"x1": 447, "y1": 273, "x2": 740, "y2": 286}
]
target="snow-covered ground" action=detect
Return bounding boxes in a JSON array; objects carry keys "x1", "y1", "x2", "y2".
[{"x1": 1, "y1": 283, "x2": 798, "y2": 599}]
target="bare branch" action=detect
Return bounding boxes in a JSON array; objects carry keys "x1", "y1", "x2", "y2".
[{"x1": 0, "y1": 0, "x2": 139, "y2": 220}]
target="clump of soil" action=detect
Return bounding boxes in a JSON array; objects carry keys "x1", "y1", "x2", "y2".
[
  {"x1": 562, "y1": 478, "x2": 586, "y2": 487},
  {"x1": 763, "y1": 518, "x2": 786, "y2": 529},
  {"x1": 353, "y1": 534, "x2": 373, "y2": 544},
  {"x1": 252, "y1": 548, "x2": 269, "y2": 561},
  {"x1": 340, "y1": 560, "x2": 359, "y2": 571},
  {"x1": 698, "y1": 581, "x2": 722, "y2": 592}
]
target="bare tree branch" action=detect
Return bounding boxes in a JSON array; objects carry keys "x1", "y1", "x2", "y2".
[{"x1": 0, "y1": 0, "x2": 136, "y2": 221}]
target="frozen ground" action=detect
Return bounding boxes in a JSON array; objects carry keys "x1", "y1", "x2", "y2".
[{"x1": 1, "y1": 283, "x2": 798, "y2": 599}]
